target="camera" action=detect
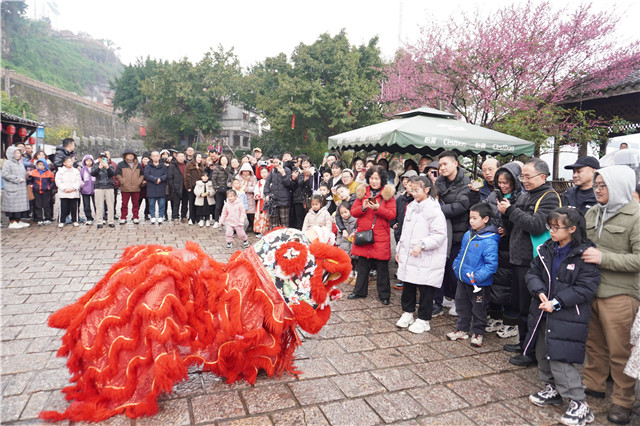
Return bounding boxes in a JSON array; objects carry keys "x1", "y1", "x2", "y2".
[
  {"x1": 259, "y1": 160, "x2": 268, "y2": 167},
  {"x1": 493, "y1": 188, "x2": 504, "y2": 202}
]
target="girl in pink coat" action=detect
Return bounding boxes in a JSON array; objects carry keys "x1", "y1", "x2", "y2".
[
  {"x1": 219, "y1": 189, "x2": 249, "y2": 250},
  {"x1": 395, "y1": 176, "x2": 448, "y2": 334}
]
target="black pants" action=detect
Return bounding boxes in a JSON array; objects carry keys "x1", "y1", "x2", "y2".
[
  {"x1": 511, "y1": 264, "x2": 533, "y2": 350},
  {"x1": 188, "y1": 190, "x2": 197, "y2": 223},
  {"x1": 434, "y1": 241, "x2": 462, "y2": 306},
  {"x1": 170, "y1": 188, "x2": 189, "y2": 220},
  {"x1": 214, "y1": 191, "x2": 226, "y2": 221},
  {"x1": 401, "y1": 283, "x2": 435, "y2": 321},
  {"x1": 291, "y1": 203, "x2": 306, "y2": 230},
  {"x1": 353, "y1": 256, "x2": 390, "y2": 301},
  {"x1": 60, "y1": 198, "x2": 79, "y2": 223},
  {"x1": 33, "y1": 191, "x2": 53, "y2": 221},
  {"x1": 455, "y1": 280, "x2": 489, "y2": 336},
  {"x1": 247, "y1": 213, "x2": 254, "y2": 231},
  {"x1": 82, "y1": 194, "x2": 95, "y2": 221}
]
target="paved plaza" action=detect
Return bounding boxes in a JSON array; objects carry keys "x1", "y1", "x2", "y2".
[{"x1": 2, "y1": 221, "x2": 638, "y2": 425}]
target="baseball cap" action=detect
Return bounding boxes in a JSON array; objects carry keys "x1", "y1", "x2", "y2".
[
  {"x1": 564, "y1": 157, "x2": 600, "y2": 170},
  {"x1": 252, "y1": 147, "x2": 262, "y2": 153},
  {"x1": 400, "y1": 170, "x2": 418, "y2": 178}
]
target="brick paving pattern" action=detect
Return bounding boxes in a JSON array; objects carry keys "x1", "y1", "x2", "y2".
[{"x1": 2, "y1": 222, "x2": 639, "y2": 425}]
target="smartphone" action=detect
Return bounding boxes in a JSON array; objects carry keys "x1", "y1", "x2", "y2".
[{"x1": 494, "y1": 188, "x2": 504, "y2": 202}]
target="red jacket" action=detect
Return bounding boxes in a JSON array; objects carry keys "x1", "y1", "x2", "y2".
[{"x1": 350, "y1": 184, "x2": 396, "y2": 260}]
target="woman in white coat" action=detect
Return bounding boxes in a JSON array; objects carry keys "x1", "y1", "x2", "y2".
[{"x1": 395, "y1": 176, "x2": 448, "y2": 334}]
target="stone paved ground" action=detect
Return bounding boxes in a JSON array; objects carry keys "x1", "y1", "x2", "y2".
[{"x1": 2, "y1": 220, "x2": 639, "y2": 425}]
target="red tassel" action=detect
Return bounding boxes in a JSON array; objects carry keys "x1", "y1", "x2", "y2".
[{"x1": 291, "y1": 114, "x2": 295, "y2": 129}]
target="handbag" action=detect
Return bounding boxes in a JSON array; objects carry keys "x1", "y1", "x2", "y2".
[
  {"x1": 354, "y1": 216, "x2": 377, "y2": 246},
  {"x1": 530, "y1": 190, "x2": 561, "y2": 257}
]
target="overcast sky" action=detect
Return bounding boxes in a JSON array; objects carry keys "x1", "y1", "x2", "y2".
[{"x1": 25, "y1": 0, "x2": 640, "y2": 69}]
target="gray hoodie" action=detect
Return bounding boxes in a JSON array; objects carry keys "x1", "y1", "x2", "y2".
[{"x1": 592, "y1": 165, "x2": 636, "y2": 238}]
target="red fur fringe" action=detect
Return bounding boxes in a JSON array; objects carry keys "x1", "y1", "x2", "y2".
[{"x1": 41, "y1": 239, "x2": 352, "y2": 422}]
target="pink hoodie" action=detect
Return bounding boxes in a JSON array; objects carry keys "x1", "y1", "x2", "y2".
[{"x1": 219, "y1": 198, "x2": 247, "y2": 227}]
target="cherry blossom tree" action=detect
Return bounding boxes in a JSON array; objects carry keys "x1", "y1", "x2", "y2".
[{"x1": 381, "y1": 1, "x2": 640, "y2": 128}]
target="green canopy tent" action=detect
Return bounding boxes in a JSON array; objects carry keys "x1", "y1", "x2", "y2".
[{"x1": 328, "y1": 107, "x2": 535, "y2": 157}]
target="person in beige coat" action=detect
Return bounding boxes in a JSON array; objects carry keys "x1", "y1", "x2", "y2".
[
  {"x1": 193, "y1": 173, "x2": 216, "y2": 227},
  {"x1": 302, "y1": 194, "x2": 332, "y2": 234}
]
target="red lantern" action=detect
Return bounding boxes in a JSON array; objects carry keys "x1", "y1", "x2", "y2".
[
  {"x1": 6, "y1": 125, "x2": 16, "y2": 135},
  {"x1": 29, "y1": 136, "x2": 36, "y2": 145},
  {"x1": 18, "y1": 127, "x2": 28, "y2": 138}
]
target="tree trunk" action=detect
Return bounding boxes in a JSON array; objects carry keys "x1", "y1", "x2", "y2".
[
  {"x1": 578, "y1": 140, "x2": 588, "y2": 158},
  {"x1": 552, "y1": 137, "x2": 560, "y2": 181}
]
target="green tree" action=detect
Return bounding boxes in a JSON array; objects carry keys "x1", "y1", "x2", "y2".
[
  {"x1": 112, "y1": 46, "x2": 243, "y2": 149},
  {"x1": 1, "y1": 91, "x2": 36, "y2": 120},
  {"x1": 242, "y1": 30, "x2": 384, "y2": 163}
]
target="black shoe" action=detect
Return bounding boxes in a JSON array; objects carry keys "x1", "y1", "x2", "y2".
[
  {"x1": 393, "y1": 282, "x2": 404, "y2": 290},
  {"x1": 108, "y1": 223, "x2": 115, "y2": 228},
  {"x1": 381, "y1": 299, "x2": 390, "y2": 305},
  {"x1": 584, "y1": 388, "x2": 605, "y2": 399},
  {"x1": 347, "y1": 293, "x2": 365, "y2": 300},
  {"x1": 97, "y1": 224, "x2": 103, "y2": 229},
  {"x1": 509, "y1": 354, "x2": 536, "y2": 367},
  {"x1": 608, "y1": 404, "x2": 631, "y2": 425},
  {"x1": 432, "y1": 304, "x2": 443, "y2": 317},
  {"x1": 503, "y1": 343, "x2": 522, "y2": 353}
]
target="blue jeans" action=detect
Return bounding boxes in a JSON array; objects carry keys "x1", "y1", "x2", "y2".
[{"x1": 148, "y1": 197, "x2": 166, "y2": 219}]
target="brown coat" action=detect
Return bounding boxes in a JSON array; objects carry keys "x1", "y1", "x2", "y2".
[
  {"x1": 185, "y1": 161, "x2": 205, "y2": 191},
  {"x1": 115, "y1": 159, "x2": 144, "y2": 192}
]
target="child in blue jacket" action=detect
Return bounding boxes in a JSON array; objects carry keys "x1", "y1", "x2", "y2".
[{"x1": 447, "y1": 202, "x2": 499, "y2": 347}]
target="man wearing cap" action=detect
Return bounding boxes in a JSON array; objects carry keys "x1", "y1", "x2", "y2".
[
  {"x1": 250, "y1": 147, "x2": 263, "y2": 175},
  {"x1": 562, "y1": 157, "x2": 599, "y2": 214}
]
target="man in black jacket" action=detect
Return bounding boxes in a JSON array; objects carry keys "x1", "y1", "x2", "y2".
[
  {"x1": 561, "y1": 156, "x2": 599, "y2": 214},
  {"x1": 264, "y1": 156, "x2": 293, "y2": 229},
  {"x1": 434, "y1": 151, "x2": 471, "y2": 315},
  {"x1": 167, "y1": 152, "x2": 188, "y2": 222},
  {"x1": 498, "y1": 158, "x2": 561, "y2": 366},
  {"x1": 53, "y1": 138, "x2": 78, "y2": 170}
]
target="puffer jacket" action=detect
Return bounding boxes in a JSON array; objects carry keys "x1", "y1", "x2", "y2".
[
  {"x1": 115, "y1": 157, "x2": 144, "y2": 192},
  {"x1": 79, "y1": 155, "x2": 95, "y2": 195},
  {"x1": 396, "y1": 196, "x2": 448, "y2": 287},
  {"x1": 143, "y1": 162, "x2": 168, "y2": 198},
  {"x1": 264, "y1": 166, "x2": 293, "y2": 207},
  {"x1": 522, "y1": 239, "x2": 600, "y2": 363},
  {"x1": 505, "y1": 182, "x2": 561, "y2": 266},
  {"x1": 2, "y1": 146, "x2": 29, "y2": 213},
  {"x1": 210, "y1": 165, "x2": 232, "y2": 192},
  {"x1": 351, "y1": 184, "x2": 396, "y2": 260},
  {"x1": 193, "y1": 180, "x2": 215, "y2": 206},
  {"x1": 292, "y1": 173, "x2": 313, "y2": 204},
  {"x1": 53, "y1": 145, "x2": 77, "y2": 170},
  {"x1": 452, "y1": 224, "x2": 500, "y2": 286},
  {"x1": 55, "y1": 166, "x2": 82, "y2": 199},
  {"x1": 302, "y1": 206, "x2": 332, "y2": 233},
  {"x1": 90, "y1": 163, "x2": 115, "y2": 189},
  {"x1": 435, "y1": 167, "x2": 471, "y2": 245},
  {"x1": 28, "y1": 160, "x2": 55, "y2": 193},
  {"x1": 336, "y1": 215, "x2": 358, "y2": 255}
]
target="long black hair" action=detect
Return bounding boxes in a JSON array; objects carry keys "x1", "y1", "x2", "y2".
[{"x1": 547, "y1": 206, "x2": 589, "y2": 246}]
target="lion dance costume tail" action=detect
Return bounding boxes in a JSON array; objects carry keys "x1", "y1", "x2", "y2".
[{"x1": 41, "y1": 232, "x2": 351, "y2": 422}]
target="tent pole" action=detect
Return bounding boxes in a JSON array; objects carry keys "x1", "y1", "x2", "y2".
[{"x1": 473, "y1": 155, "x2": 478, "y2": 179}]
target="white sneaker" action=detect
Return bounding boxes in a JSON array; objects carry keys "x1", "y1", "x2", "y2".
[
  {"x1": 213, "y1": 222, "x2": 220, "y2": 229},
  {"x1": 188, "y1": 219, "x2": 193, "y2": 225},
  {"x1": 442, "y1": 298, "x2": 455, "y2": 309},
  {"x1": 485, "y1": 318, "x2": 504, "y2": 333},
  {"x1": 205, "y1": 220, "x2": 211, "y2": 227},
  {"x1": 408, "y1": 319, "x2": 430, "y2": 334},
  {"x1": 396, "y1": 312, "x2": 415, "y2": 328},
  {"x1": 448, "y1": 305, "x2": 458, "y2": 316},
  {"x1": 157, "y1": 218, "x2": 163, "y2": 224},
  {"x1": 8, "y1": 221, "x2": 22, "y2": 229},
  {"x1": 150, "y1": 218, "x2": 156, "y2": 224},
  {"x1": 198, "y1": 220, "x2": 204, "y2": 227},
  {"x1": 18, "y1": 221, "x2": 30, "y2": 228},
  {"x1": 133, "y1": 219, "x2": 139, "y2": 224},
  {"x1": 446, "y1": 330, "x2": 469, "y2": 341},
  {"x1": 58, "y1": 223, "x2": 64, "y2": 228},
  {"x1": 85, "y1": 220, "x2": 93, "y2": 225},
  {"x1": 73, "y1": 222, "x2": 79, "y2": 227},
  {"x1": 119, "y1": 219, "x2": 127, "y2": 224},
  {"x1": 497, "y1": 325, "x2": 519, "y2": 338}
]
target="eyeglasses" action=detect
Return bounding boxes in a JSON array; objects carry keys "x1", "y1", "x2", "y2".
[
  {"x1": 546, "y1": 224, "x2": 570, "y2": 232},
  {"x1": 518, "y1": 173, "x2": 544, "y2": 182},
  {"x1": 593, "y1": 183, "x2": 608, "y2": 191}
]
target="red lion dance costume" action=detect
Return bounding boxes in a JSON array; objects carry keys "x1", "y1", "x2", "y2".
[{"x1": 41, "y1": 228, "x2": 351, "y2": 422}]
